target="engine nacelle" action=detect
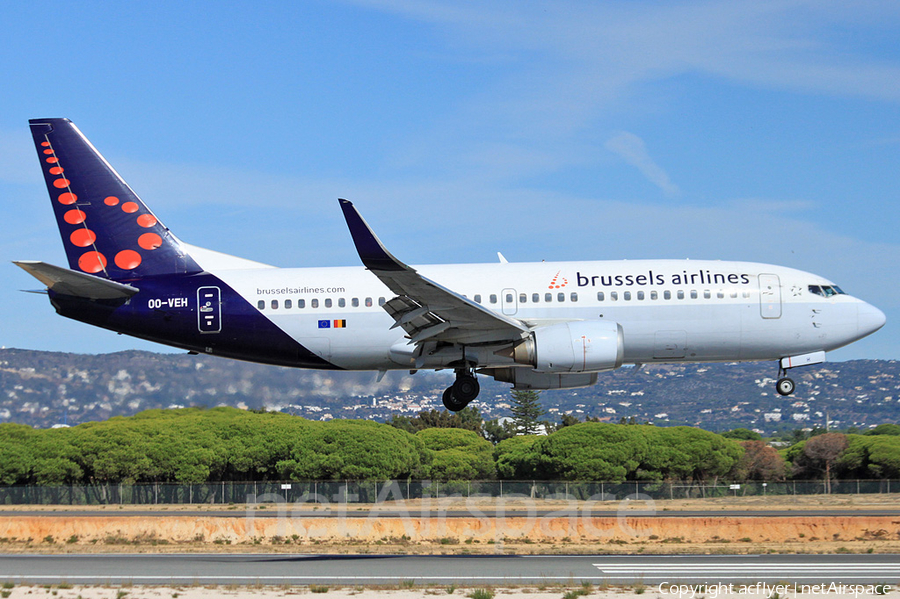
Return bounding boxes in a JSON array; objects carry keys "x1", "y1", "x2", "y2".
[{"x1": 510, "y1": 321, "x2": 624, "y2": 373}]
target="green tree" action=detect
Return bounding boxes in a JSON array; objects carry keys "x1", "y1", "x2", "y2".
[
  {"x1": 721, "y1": 428, "x2": 762, "y2": 441},
  {"x1": 277, "y1": 420, "x2": 424, "y2": 480},
  {"x1": 416, "y1": 428, "x2": 495, "y2": 480},
  {"x1": 638, "y1": 427, "x2": 742, "y2": 482},
  {"x1": 557, "y1": 414, "x2": 581, "y2": 429},
  {"x1": 864, "y1": 423, "x2": 900, "y2": 436},
  {"x1": 835, "y1": 434, "x2": 900, "y2": 479},
  {"x1": 388, "y1": 406, "x2": 484, "y2": 436},
  {"x1": 0, "y1": 423, "x2": 35, "y2": 485},
  {"x1": 483, "y1": 418, "x2": 516, "y2": 444},
  {"x1": 530, "y1": 423, "x2": 650, "y2": 481},
  {"x1": 493, "y1": 435, "x2": 541, "y2": 479},
  {"x1": 510, "y1": 390, "x2": 545, "y2": 435}
]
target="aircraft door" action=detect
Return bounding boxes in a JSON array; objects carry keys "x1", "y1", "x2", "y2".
[
  {"x1": 759, "y1": 274, "x2": 782, "y2": 319},
  {"x1": 197, "y1": 286, "x2": 222, "y2": 333},
  {"x1": 501, "y1": 288, "x2": 517, "y2": 315}
]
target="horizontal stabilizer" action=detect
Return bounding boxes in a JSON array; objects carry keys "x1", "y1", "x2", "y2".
[{"x1": 13, "y1": 261, "x2": 138, "y2": 300}]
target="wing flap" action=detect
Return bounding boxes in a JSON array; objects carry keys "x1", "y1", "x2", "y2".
[{"x1": 14, "y1": 260, "x2": 139, "y2": 300}]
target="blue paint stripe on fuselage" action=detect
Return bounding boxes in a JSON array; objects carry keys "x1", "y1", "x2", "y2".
[{"x1": 47, "y1": 272, "x2": 338, "y2": 369}]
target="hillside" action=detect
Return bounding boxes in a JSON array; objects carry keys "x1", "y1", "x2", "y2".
[{"x1": 0, "y1": 348, "x2": 897, "y2": 433}]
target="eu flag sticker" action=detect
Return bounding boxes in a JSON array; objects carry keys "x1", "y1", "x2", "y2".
[{"x1": 318, "y1": 320, "x2": 331, "y2": 329}]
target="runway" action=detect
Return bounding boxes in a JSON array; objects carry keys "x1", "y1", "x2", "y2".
[{"x1": 1, "y1": 554, "x2": 898, "y2": 585}]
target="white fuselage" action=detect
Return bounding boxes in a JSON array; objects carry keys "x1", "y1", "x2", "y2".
[{"x1": 210, "y1": 259, "x2": 883, "y2": 371}]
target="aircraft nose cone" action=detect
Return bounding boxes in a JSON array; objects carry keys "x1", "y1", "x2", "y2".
[{"x1": 858, "y1": 302, "x2": 886, "y2": 337}]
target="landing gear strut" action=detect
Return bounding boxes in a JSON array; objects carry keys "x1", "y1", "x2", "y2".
[
  {"x1": 442, "y1": 370, "x2": 480, "y2": 412},
  {"x1": 776, "y1": 365, "x2": 795, "y2": 396}
]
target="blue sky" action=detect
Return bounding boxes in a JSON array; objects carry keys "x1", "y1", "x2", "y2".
[{"x1": 1, "y1": 0, "x2": 898, "y2": 360}]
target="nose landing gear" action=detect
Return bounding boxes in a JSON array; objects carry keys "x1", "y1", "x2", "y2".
[
  {"x1": 442, "y1": 369, "x2": 480, "y2": 412},
  {"x1": 776, "y1": 375, "x2": 796, "y2": 396},
  {"x1": 774, "y1": 351, "x2": 825, "y2": 396},
  {"x1": 775, "y1": 363, "x2": 796, "y2": 396}
]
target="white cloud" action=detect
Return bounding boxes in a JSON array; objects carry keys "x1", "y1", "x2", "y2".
[{"x1": 604, "y1": 132, "x2": 680, "y2": 197}]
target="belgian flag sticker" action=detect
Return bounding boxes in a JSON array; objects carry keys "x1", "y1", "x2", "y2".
[{"x1": 333, "y1": 319, "x2": 347, "y2": 328}]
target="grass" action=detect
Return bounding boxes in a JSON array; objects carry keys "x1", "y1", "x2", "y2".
[
  {"x1": 468, "y1": 589, "x2": 495, "y2": 599},
  {"x1": 310, "y1": 585, "x2": 330, "y2": 593}
]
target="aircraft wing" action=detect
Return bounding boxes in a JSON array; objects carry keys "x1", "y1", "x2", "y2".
[
  {"x1": 339, "y1": 199, "x2": 530, "y2": 345},
  {"x1": 14, "y1": 260, "x2": 138, "y2": 300}
]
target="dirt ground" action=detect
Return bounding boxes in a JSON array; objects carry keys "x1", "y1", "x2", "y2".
[{"x1": 1, "y1": 495, "x2": 898, "y2": 555}]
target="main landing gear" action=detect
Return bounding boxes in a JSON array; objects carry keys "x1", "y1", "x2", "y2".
[{"x1": 442, "y1": 369, "x2": 480, "y2": 412}]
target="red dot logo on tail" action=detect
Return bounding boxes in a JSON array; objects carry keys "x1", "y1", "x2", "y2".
[
  {"x1": 63, "y1": 209, "x2": 86, "y2": 225},
  {"x1": 78, "y1": 251, "x2": 107, "y2": 274},
  {"x1": 115, "y1": 250, "x2": 142, "y2": 270},
  {"x1": 70, "y1": 229, "x2": 97, "y2": 247}
]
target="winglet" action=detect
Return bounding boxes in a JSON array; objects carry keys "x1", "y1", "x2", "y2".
[{"x1": 338, "y1": 199, "x2": 408, "y2": 272}]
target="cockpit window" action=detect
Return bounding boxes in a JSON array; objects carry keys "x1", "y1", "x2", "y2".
[{"x1": 809, "y1": 285, "x2": 845, "y2": 297}]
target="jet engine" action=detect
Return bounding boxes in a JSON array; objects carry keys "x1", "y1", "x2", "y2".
[{"x1": 506, "y1": 321, "x2": 624, "y2": 373}]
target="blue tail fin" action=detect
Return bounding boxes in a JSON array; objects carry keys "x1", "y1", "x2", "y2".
[{"x1": 29, "y1": 118, "x2": 202, "y2": 280}]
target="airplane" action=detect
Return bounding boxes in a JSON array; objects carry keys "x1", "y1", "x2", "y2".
[{"x1": 15, "y1": 118, "x2": 886, "y2": 411}]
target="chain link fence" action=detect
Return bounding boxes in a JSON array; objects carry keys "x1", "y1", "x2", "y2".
[{"x1": 0, "y1": 479, "x2": 896, "y2": 505}]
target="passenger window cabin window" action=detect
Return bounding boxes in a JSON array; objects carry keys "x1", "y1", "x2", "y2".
[
  {"x1": 257, "y1": 300, "x2": 265, "y2": 310},
  {"x1": 490, "y1": 294, "x2": 498, "y2": 304},
  {"x1": 298, "y1": 299, "x2": 305, "y2": 308},
  {"x1": 519, "y1": 293, "x2": 527, "y2": 303},
  {"x1": 311, "y1": 299, "x2": 319, "y2": 308},
  {"x1": 730, "y1": 290, "x2": 738, "y2": 298},
  {"x1": 743, "y1": 291, "x2": 751, "y2": 299},
  {"x1": 558, "y1": 292, "x2": 565, "y2": 302},
  {"x1": 325, "y1": 298, "x2": 332, "y2": 308},
  {"x1": 352, "y1": 298, "x2": 359, "y2": 307},
  {"x1": 474, "y1": 294, "x2": 482, "y2": 304},
  {"x1": 570, "y1": 292, "x2": 578, "y2": 302},
  {"x1": 506, "y1": 293, "x2": 514, "y2": 303},
  {"x1": 704, "y1": 290, "x2": 711, "y2": 299},
  {"x1": 610, "y1": 291, "x2": 618, "y2": 301},
  {"x1": 532, "y1": 293, "x2": 539, "y2": 303},
  {"x1": 677, "y1": 290, "x2": 684, "y2": 300},
  {"x1": 717, "y1": 291, "x2": 724, "y2": 299},
  {"x1": 623, "y1": 291, "x2": 631, "y2": 301},
  {"x1": 664, "y1": 290, "x2": 671, "y2": 300},
  {"x1": 545, "y1": 293, "x2": 552, "y2": 302},
  {"x1": 271, "y1": 300, "x2": 278, "y2": 309},
  {"x1": 637, "y1": 291, "x2": 645, "y2": 300},
  {"x1": 597, "y1": 292, "x2": 605, "y2": 301},
  {"x1": 378, "y1": 297, "x2": 386, "y2": 306},
  {"x1": 365, "y1": 297, "x2": 373, "y2": 307},
  {"x1": 690, "y1": 290, "x2": 697, "y2": 299},
  {"x1": 650, "y1": 291, "x2": 658, "y2": 300},
  {"x1": 338, "y1": 298, "x2": 346, "y2": 308},
  {"x1": 285, "y1": 299, "x2": 292, "y2": 309}
]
